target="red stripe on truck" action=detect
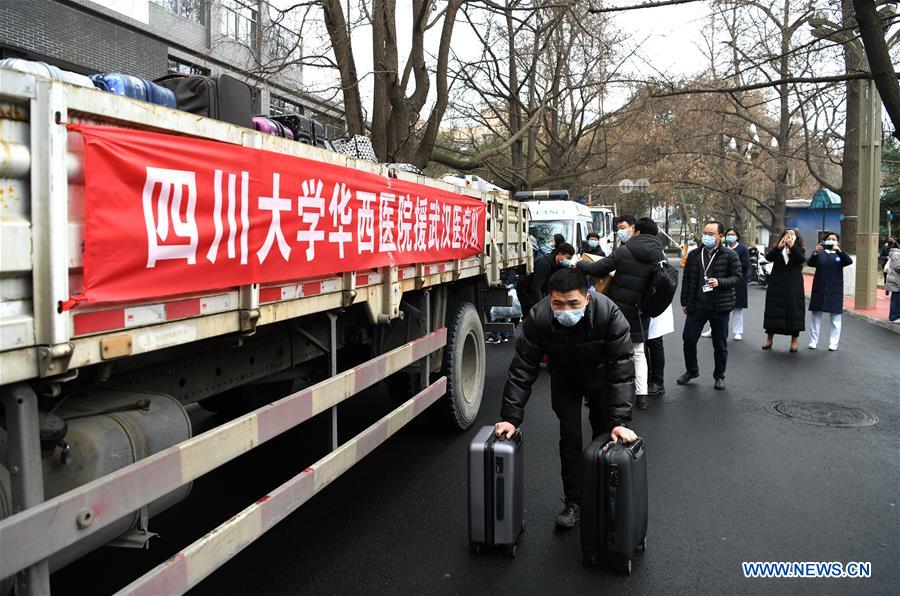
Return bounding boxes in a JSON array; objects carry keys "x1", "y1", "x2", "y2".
[
  {"x1": 302, "y1": 282, "x2": 322, "y2": 296},
  {"x1": 259, "y1": 287, "x2": 283, "y2": 303},
  {"x1": 165, "y1": 299, "x2": 201, "y2": 320},
  {"x1": 73, "y1": 309, "x2": 126, "y2": 336}
]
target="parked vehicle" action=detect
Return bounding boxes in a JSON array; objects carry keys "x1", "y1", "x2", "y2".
[
  {"x1": 589, "y1": 206, "x2": 617, "y2": 256},
  {"x1": 0, "y1": 66, "x2": 531, "y2": 594},
  {"x1": 515, "y1": 191, "x2": 595, "y2": 256}
]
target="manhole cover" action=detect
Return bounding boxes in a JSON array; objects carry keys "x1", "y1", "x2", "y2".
[{"x1": 765, "y1": 401, "x2": 878, "y2": 428}]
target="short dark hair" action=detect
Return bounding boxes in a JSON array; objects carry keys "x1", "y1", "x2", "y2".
[
  {"x1": 824, "y1": 231, "x2": 839, "y2": 241},
  {"x1": 553, "y1": 233, "x2": 565, "y2": 245},
  {"x1": 635, "y1": 217, "x2": 658, "y2": 236},
  {"x1": 555, "y1": 242, "x2": 576, "y2": 257},
  {"x1": 616, "y1": 214, "x2": 636, "y2": 226},
  {"x1": 548, "y1": 268, "x2": 588, "y2": 295},
  {"x1": 586, "y1": 232, "x2": 600, "y2": 240},
  {"x1": 725, "y1": 227, "x2": 741, "y2": 240},
  {"x1": 705, "y1": 220, "x2": 724, "y2": 235}
]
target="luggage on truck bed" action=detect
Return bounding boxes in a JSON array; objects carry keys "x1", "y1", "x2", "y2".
[
  {"x1": 468, "y1": 426, "x2": 524, "y2": 557},
  {"x1": 155, "y1": 73, "x2": 252, "y2": 128},
  {"x1": 91, "y1": 73, "x2": 177, "y2": 108},
  {"x1": 0, "y1": 58, "x2": 94, "y2": 88},
  {"x1": 253, "y1": 116, "x2": 294, "y2": 140},
  {"x1": 271, "y1": 113, "x2": 315, "y2": 145},
  {"x1": 332, "y1": 135, "x2": 378, "y2": 162},
  {"x1": 581, "y1": 435, "x2": 648, "y2": 574}
]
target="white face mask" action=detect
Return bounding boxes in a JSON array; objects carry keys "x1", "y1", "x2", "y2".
[
  {"x1": 553, "y1": 308, "x2": 585, "y2": 327},
  {"x1": 617, "y1": 228, "x2": 631, "y2": 243}
]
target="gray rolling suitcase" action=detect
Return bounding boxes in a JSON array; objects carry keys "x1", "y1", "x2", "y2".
[{"x1": 468, "y1": 426, "x2": 524, "y2": 557}]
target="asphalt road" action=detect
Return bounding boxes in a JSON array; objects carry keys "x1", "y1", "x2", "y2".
[{"x1": 51, "y1": 282, "x2": 900, "y2": 595}]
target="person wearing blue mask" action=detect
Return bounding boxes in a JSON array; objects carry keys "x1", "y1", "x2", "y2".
[
  {"x1": 701, "y1": 227, "x2": 750, "y2": 340},
  {"x1": 807, "y1": 232, "x2": 853, "y2": 350},
  {"x1": 583, "y1": 231, "x2": 606, "y2": 256},
  {"x1": 677, "y1": 220, "x2": 743, "y2": 390},
  {"x1": 496, "y1": 268, "x2": 637, "y2": 528}
]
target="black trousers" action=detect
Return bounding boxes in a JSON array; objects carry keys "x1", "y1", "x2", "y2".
[
  {"x1": 550, "y1": 375, "x2": 609, "y2": 506},
  {"x1": 646, "y1": 336, "x2": 665, "y2": 386},
  {"x1": 683, "y1": 309, "x2": 730, "y2": 379}
]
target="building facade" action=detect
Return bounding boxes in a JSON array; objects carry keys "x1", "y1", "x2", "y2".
[{"x1": 0, "y1": 0, "x2": 346, "y2": 137}]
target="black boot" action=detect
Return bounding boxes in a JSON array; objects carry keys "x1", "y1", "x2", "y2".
[
  {"x1": 555, "y1": 500, "x2": 581, "y2": 528},
  {"x1": 647, "y1": 381, "x2": 665, "y2": 396},
  {"x1": 676, "y1": 371, "x2": 699, "y2": 385},
  {"x1": 635, "y1": 394, "x2": 649, "y2": 410}
]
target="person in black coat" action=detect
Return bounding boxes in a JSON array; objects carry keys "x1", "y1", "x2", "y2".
[
  {"x1": 763, "y1": 228, "x2": 806, "y2": 352},
  {"x1": 583, "y1": 231, "x2": 606, "y2": 257},
  {"x1": 495, "y1": 268, "x2": 637, "y2": 528},
  {"x1": 521, "y1": 242, "x2": 576, "y2": 318},
  {"x1": 807, "y1": 231, "x2": 852, "y2": 351},
  {"x1": 575, "y1": 216, "x2": 661, "y2": 409},
  {"x1": 700, "y1": 227, "x2": 750, "y2": 340},
  {"x1": 677, "y1": 220, "x2": 743, "y2": 390}
]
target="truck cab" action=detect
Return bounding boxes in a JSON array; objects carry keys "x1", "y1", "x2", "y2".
[{"x1": 588, "y1": 206, "x2": 616, "y2": 256}]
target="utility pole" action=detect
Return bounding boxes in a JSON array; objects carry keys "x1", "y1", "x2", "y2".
[{"x1": 855, "y1": 79, "x2": 882, "y2": 310}]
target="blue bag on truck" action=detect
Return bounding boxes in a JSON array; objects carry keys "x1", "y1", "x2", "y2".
[{"x1": 91, "y1": 73, "x2": 177, "y2": 109}]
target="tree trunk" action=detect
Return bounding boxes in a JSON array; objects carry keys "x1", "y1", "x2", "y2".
[
  {"x1": 321, "y1": 0, "x2": 365, "y2": 135},
  {"x1": 840, "y1": 0, "x2": 862, "y2": 254}
]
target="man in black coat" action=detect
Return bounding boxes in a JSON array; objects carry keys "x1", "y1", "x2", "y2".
[
  {"x1": 678, "y1": 220, "x2": 743, "y2": 390},
  {"x1": 575, "y1": 216, "x2": 662, "y2": 410},
  {"x1": 495, "y1": 268, "x2": 637, "y2": 528},
  {"x1": 583, "y1": 231, "x2": 606, "y2": 256},
  {"x1": 524, "y1": 242, "x2": 576, "y2": 314}
]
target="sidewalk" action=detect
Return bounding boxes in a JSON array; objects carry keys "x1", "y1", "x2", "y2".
[{"x1": 802, "y1": 273, "x2": 898, "y2": 333}]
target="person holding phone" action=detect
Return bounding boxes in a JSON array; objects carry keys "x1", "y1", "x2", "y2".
[
  {"x1": 807, "y1": 232, "x2": 853, "y2": 350},
  {"x1": 763, "y1": 228, "x2": 807, "y2": 352}
]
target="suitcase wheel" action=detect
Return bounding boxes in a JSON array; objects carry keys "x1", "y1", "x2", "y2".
[
  {"x1": 618, "y1": 559, "x2": 633, "y2": 575},
  {"x1": 504, "y1": 544, "x2": 518, "y2": 558},
  {"x1": 636, "y1": 538, "x2": 647, "y2": 554},
  {"x1": 469, "y1": 542, "x2": 482, "y2": 555}
]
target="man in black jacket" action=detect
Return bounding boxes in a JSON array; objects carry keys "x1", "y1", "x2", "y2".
[
  {"x1": 575, "y1": 216, "x2": 662, "y2": 410},
  {"x1": 525, "y1": 242, "x2": 576, "y2": 314},
  {"x1": 495, "y1": 268, "x2": 637, "y2": 528},
  {"x1": 678, "y1": 220, "x2": 743, "y2": 390}
]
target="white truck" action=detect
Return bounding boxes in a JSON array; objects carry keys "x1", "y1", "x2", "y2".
[
  {"x1": 515, "y1": 191, "x2": 596, "y2": 255},
  {"x1": 0, "y1": 68, "x2": 530, "y2": 595}
]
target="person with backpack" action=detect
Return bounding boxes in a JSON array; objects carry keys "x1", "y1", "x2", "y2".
[
  {"x1": 677, "y1": 220, "x2": 743, "y2": 390},
  {"x1": 576, "y1": 216, "x2": 661, "y2": 410}
]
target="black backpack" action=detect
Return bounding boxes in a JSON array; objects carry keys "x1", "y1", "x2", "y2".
[{"x1": 640, "y1": 251, "x2": 678, "y2": 317}]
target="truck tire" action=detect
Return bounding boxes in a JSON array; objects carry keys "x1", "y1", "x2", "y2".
[{"x1": 439, "y1": 302, "x2": 485, "y2": 430}]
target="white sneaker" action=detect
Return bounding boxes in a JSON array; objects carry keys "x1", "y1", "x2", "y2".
[
  {"x1": 734, "y1": 333, "x2": 742, "y2": 341},
  {"x1": 828, "y1": 344, "x2": 838, "y2": 351},
  {"x1": 808, "y1": 342, "x2": 817, "y2": 350},
  {"x1": 701, "y1": 330, "x2": 712, "y2": 338}
]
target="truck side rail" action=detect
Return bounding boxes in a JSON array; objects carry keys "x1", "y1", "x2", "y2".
[{"x1": 0, "y1": 329, "x2": 446, "y2": 584}]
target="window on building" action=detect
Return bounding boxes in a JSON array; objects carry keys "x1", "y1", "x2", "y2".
[
  {"x1": 167, "y1": 56, "x2": 210, "y2": 76},
  {"x1": 325, "y1": 123, "x2": 345, "y2": 139},
  {"x1": 152, "y1": 0, "x2": 206, "y2": 24},
  {"x1": 270, "y1": 24, "x2": 302, "y2": 69},
  {"x1": 269, "y1": 94, "x2": 302, "y2": 116},
  {"x1": 219, "y1": 0, "x2": 258, "y2": 46}
]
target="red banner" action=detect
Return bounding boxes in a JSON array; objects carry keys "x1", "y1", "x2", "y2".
[{"x1": 73, "y1": 124, "x2": 486, "y2": 305}]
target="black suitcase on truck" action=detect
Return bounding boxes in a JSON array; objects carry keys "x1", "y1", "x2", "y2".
[
  {"x1": 468, "y1": 426, "x2": 524, "y2": 557},
  {"x1": 155, "y1": 73, "x2": 253, "y2": 128},
  {"x1": 581, "y1": 436, "x2": 648, "y2": 574}
]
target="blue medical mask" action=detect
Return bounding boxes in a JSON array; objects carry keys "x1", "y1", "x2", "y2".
[
  {"x1": 701, "y1": 234, "x2": 717, "y2": 248},
  {"x1": 725, "y1": 235, "x2": 737, "y2": 245},
  {"x1": 617, "y1": 228, "x2": 631, "y2": 243},
  {"x1": 560, "y1": 258, "x2": 573, "y2": 267},
  {"x1": 553, "y1": 308, "x2": 585, "y2": 327},
  {"x1": 588, "y1": 239, "x2": 599, "y2": 249}
]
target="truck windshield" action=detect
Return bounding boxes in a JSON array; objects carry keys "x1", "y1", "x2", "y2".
[{"x1": 529, "y1": 220, "x2": 573, "y2": 254}]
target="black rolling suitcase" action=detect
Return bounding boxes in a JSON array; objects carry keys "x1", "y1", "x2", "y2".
[
  {"x1": 581, "y1": 436, "x2": 648, "y2": 574},
  {"x1": 468, "y1": 426, "x2": 524, "y2": 557},
  {"x1": 272, "y1": 114, "x2": 315, "y2": 145},
  {"x1": 155, "y1": 73, "x2": 253, "y2": 128}
]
